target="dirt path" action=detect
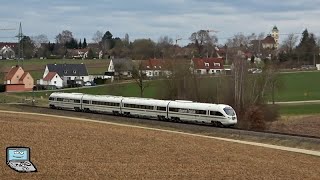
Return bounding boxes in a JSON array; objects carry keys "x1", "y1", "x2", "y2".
[{"x1": 0, "y1": 113, "x2": 319, "y2": 179}]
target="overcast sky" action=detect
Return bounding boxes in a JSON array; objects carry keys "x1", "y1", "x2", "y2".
[{"x1": 1, "y1": 0, "x2": 320, "y2": 45}]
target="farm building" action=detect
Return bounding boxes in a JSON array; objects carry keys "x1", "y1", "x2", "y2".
[{"x1": 4, "y1": 65, "x2": 34, "y2": 92}]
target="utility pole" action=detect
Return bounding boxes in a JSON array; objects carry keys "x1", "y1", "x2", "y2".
[{"x1": 16, "y1": 22, "x2": 24, "y2": 67}]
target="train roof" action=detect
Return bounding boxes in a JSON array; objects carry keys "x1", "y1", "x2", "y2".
[
  {"x1": 168, "y1": 101, "x2": 229, "y2": 110},
  {"x1": 49, "y1": 92, "x2": 84, "y2": 99},
  {"x1": 82, "y1": 94, "x2": 123, "y2": 102},
  {"x1": 121, "y1": 97, "x2": 171, "y2": 106}
]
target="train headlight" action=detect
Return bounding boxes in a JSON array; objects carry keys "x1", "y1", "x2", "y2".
[{"x1": 232, "y1": 117, "x2": 236, "y2": 120}]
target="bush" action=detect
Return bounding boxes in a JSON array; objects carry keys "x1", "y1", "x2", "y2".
[
  {"x1": 244, "y1": 105, "x2": 266, "y2": 130},
  {"x1": 241, "y1": 105, "x2": 279, "y2": 130}
]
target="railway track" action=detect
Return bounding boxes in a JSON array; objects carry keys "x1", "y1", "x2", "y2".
[{"x1": 2, "y1": 104, "x2": 320, "y2": 150}]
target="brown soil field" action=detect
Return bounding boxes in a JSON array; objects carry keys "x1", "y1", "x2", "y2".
[
  {"x1": 269, "y1": 115, "x2": 320, "y2": 138},
  {"x1": 0, "y1": 113, "x2": 320, "y2": 179}
]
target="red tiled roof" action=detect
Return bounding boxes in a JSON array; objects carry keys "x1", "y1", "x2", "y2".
[
  {"x1": 19, "y1": 72, "x2": 29, "y2": 81},
  {"x1": 142, "y1": 59, "x2": 168, "y2": 70},
  {"x1": 4, "y1": 66, "x2": 21, "y2": 80},
  {"x1": 0, "y1": 42, "x2": 18, "y2": 48},
  {"x1": 43, "y1": 72, "x2": 58, "y2": 81},
  {"x1": 192, "y1": 58, "x2": 224, "y2": 69}
]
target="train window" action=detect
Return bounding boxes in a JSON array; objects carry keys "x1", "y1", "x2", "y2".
[
  {"x1": 57, "y1": 98, "x2": 63, "y2": 101},
  {"x1": 224, "y1": 108, "x2": 235, "y2": 116},
  {"x1": 49, "y1": 97, "x2": 54, "y2": 101},
  {"x1": 195, "y1": 110, "x2": 206, "y2": 115},
  {"x1": 169, "y1": 108, "x2": 179, "y2": 112},
  {"x1": 210, "y1": 111, "x2": 224, "y2": 116},
  {"x1": 74, "y1": 100, "x2": 80, "y2": 103},
  {"x1": 83, "y1": 100, "x2": 90, "y2": 104},
  {"x1": 157, "y1": 106, "x2": 166, "y2": 111}
]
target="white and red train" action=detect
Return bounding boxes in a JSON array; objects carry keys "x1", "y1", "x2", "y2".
[{"x1": 49, "y1": 92, "x2": 237, "y2": 127}]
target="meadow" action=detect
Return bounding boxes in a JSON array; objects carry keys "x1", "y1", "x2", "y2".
[
  {"x1": 1, "y1": 58, "x2": 320, "y2": 115},
  {"x1": 0, "y1": 58, "x2": 110, "y2": 80}
]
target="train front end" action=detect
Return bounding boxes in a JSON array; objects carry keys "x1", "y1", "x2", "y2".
[{"x1": 221, "y1": 105, "x2": 237, "y2": 126}]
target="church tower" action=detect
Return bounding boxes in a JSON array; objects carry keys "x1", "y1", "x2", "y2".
[{"x1": 271, "y1": 25, "x2": 279, "y2": 49}]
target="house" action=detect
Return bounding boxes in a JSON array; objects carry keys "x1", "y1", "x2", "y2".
[
  {"x1": 66, "y1": 49, "x2": 89, "y2": 59},
  {"x1": 251, "y1": 35, "x2": 277, "y2": 50},
  {"x1": 191, "y1": 58, "x2": 224, "y2": 75},
  {"x1": 0, "y1": 42, "x2": 17, "y2": 59},
  {"x1": 141, "y1": 59, "x2": 171, "y2": 78},
  {"x1": 105, "y1": 58, "x2": 133, "y2": 78},
  {"x1": 37, "y1": 72, "x2": 63, "y2": 88},
  {"x1": 4, "y1": 65, "x2": 34, "y2": 92},
  {"x1": 40, "y1": 64, "x2": 89, "y2": 87}
]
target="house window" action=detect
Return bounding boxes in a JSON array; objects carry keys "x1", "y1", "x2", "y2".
[
  {"x1": 149, "y1": 72, "x2": 152, "y2": 76},
  {"x1": 147, "y1": 66, "x2": 150, "y2": 69},
  {"x1": 16, "y1": 76, "x2": 19, "y2": 79},
  {"x1": 81, "y1": 77, "x2": 84, "y2": 80},
  {"x1": 68, "y1": 77, "x2": 71, "y2": 80},
  {"x1": 159, "y1": 66, "x2": 162, "y2": 69},
  {"x1": 216, "y1": 70, "x2": 221, "y2": 74},
  {"x1": 154, "y1": 72, "x2": 158, "y2": 76},
  {"x1": 212, "y1": 70, "x2": 215, "y2": 73},
  {"x1": 56, "y1": 76, "x2": 58, "y2": 78},
  {"x1": 154, "y1": 66, "x2": 157, "y2": 68},
  {"x1": 54, "y1": 81, "x2": 56, "y2": 84},
  {"x1": 64, "y1": 70, "x2": 68, "y2": 74},
  {"x1": 214, "y1": 63, "x2": 220, "y2": 66},
  {"x1": 205, "y1": 63, "x2": 209, "y2": 67},
  {"x1": 73, "y1": 70, "x2": 77, "y2": 74}
]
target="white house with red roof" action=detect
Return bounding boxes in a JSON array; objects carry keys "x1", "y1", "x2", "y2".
[
  {"x1": 38, "y1": 72, "x2": 63, "y2": 88},
  {"x1": 191, "y1": 58, "x2": 224, "y2": 75},
  {"x1": 141, "y1": 59, "x2": 171, "y2": 78}
]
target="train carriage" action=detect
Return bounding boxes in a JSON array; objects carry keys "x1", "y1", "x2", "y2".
[
  {"x1": 82, "y1": 95, "x2": 123, "y2": 114},
  {"x1": 121, "y1": 97, "x2": 171, "y2": 119},
  {"x1": 49, "y1": 92, "x2": 83, "y2": 110},
  {"x1": 168, "y1": 101, "x2": 237, "y2": 126}
]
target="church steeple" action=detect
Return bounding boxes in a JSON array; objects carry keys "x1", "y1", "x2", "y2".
[{"x1": 271, "y1": 25, "x2": 279, "y2": 49}]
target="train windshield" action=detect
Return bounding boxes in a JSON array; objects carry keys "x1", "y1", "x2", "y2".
[{"x1": 224, "y1": 107, "x2": 235, "y2": 116}]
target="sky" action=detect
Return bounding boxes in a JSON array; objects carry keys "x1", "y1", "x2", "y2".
[{"x1": 1, "y1": 0, "x2": 320, "y2": 46}]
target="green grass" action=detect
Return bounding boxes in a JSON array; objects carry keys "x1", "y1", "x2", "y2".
[
  {"x1": 279, "y1": 104, "x2": 320, "y2": 115},
  {"x1": 275, "y1": 71, "x2": 320, "y2": 101},
  {"x1": 0, "y1": 58, "x2": 110, "y2": 80},
  {"x1": 8, "y1": 80, "x2": 163, "y2": 100}
]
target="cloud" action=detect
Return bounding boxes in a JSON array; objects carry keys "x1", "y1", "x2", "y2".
[{"x1": 0, "y1": 0, "x2": 320, "y2": 45}]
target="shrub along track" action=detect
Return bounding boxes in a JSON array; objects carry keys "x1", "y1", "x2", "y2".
[{"x1": 1, "y1": 104, "x2": 320, "y2": 151}]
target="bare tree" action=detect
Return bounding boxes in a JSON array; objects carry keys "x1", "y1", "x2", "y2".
[
  {"x1": 55, "y1": 30, "x2": 73, "y2": 44},
  {"x1": 132, "y1": 61, "x2": 150, "y2": 97},
  {"x1": 92, "y1": 31, "x2": 103, "y2": 43},
  {"x1": 281, "y1": 33, "x2": 299, "y2": 53},
  {"x1": 189, "y1": 30, "x2": 218, "y2": 57},
  {"x1": 226, "y1": 33, "x2": 252, "y2": 48},
  {"x1": 30, "y1": 34, "x2": 49, "y2": 48}
]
